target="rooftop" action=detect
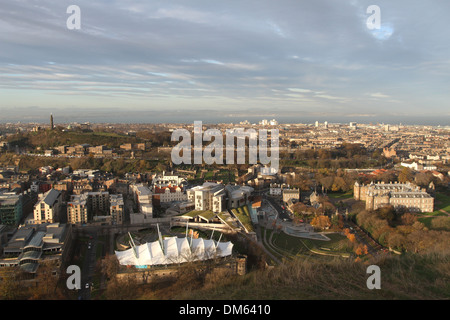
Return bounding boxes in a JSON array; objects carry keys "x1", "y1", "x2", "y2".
[{"x1": 42, "y1": 189, "x2": 61, "y2": 206}]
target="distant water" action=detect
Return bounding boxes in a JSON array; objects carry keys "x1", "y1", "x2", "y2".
[{"x1": 1, "y1": 108, "x2": 448, "y2": 126}]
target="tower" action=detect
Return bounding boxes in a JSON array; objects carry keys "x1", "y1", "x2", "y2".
[
  {"x1": 50, "y1": 113, "x2": 54, "y2": 130},
  {"x1": 354, "y1": 181, "x2": 361, "y2": 201},
  {"x1": 366, "y1": 191, "x2": 375, "y2": 211}
]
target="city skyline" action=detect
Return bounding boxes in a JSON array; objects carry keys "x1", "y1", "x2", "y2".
[{"x1": 1, "y1": 0, "x2": 450, "y2": 125}]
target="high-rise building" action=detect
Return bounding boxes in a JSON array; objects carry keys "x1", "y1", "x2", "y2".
[{"x1": 0, "y1": 193, "x2": 23, "y2": 226}]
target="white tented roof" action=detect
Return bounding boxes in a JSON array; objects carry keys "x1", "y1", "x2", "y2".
[{"x1": 115, "y1": 236, "x2": 233, "y2": 266}]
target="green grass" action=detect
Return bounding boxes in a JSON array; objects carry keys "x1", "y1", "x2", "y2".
[
  {"x1": 418, "y1": 216, "x2": 434, "y2": 229},
  {"x1": 270, "y1": 230, "x2": 312, "y2": 257},
  {"x1": 204, "y1": 171, "x2": 215, "y2": 179},
  {"x1": 434, "y1": 193, "x2": 450, "y2": 213},
  {"x1": 328, "y1": 191, "x2": 354, "y2": 199},
  {"x1": 232, "y1": 206, "x2": 254, "y2": 232},
  {"x1": 265, "y1": 228, "x2": 351, "y2": 260}
]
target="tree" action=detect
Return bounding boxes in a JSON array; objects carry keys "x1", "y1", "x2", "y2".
[
  {"x1": 27, "y1": 263, "x2": 63, "y2": 299},
  {"x1": 310, "y1": 215, "x2": 331, "y2": 230},
  {"x1": 331, "y1": 214, "x2": 344, "y2": 230},
  {"x1": 331, "y1": 176, "x2": 348, "y2": 192},
  {"x1": 414, "y1": 172, "x2": 433, "y2": 187},
  {"x1": 386, "y1": 231, "x2": 406, "y2": 251},
  {"x1": 398, "y1": 167, "x2": 413, "y2": 183},
  {"x1": 105, "y1": 275, "x2": 139, "y2": 300},
  {"x1": 401, "y1": 212, "x2": 417, "y2": 226},
  {"x1": 99, "y1": 254, "x2": 120, "y2": 280},
  {"x1": 354, "y1": 244, "x2": 367, "y2": 256},
  {"x1": 376, "y1": 205, "x2": 396, "y2": 225},
  {"x1": 347, "y1": 233, "x2": 356, "y2": 243},
  {"x1": 0, "y1": 267, "x2": 25, "y2": 300},
  {"x1": 319, "y1": 176, "x2": 334, "y2": 192}
]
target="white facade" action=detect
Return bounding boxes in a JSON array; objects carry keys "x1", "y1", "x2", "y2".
[
  {"x1": 130, "y1": 184, "x2": 153, "y2": 214},
  {"x1": 33, "y1": 189, "x2": 62, "y2": 224},
  {"x1": 152, "y1": 172, "x2": 187, "y2": 188},
  {"x1": 154, "y1": 186, "x2": 187, "y2": 203},
  {"x1": 187, "y1": 182, "x2": 226, "y2": 213},
  {"x1": 186, "y1": 182, "x2": 253, "y2": 213}
]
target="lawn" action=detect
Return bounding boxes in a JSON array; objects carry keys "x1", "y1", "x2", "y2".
[
  {"x1": 421, "y1": 192, "x2": 450, "y2": 215},
  {"x1": 231, "y1": 206, "x2": 254, "y2": 232},
  {"x1": 327, "y1": 191, "x2": 354, "y2": 199},
  {"x1": 269, "y1": 229, "x2": 351, "y2": 259},
  {"x1": 433, "y1": 192, "x2": 450, "y2": 213},
  {"x1": 302, "y1": 233, "x2": 352, "y2": 253},
  {"x1": 204, "y1": 170, "x2": 215, "y2": 179}
]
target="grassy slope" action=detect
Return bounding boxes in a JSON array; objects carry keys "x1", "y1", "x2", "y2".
[{"x1": 168, "y1": 251, "x2": 450, "y2": 300}]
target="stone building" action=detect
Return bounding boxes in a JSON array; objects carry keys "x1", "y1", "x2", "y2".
[{"x1": 354, "y1": 181, "x2": 434, "y2": 213}]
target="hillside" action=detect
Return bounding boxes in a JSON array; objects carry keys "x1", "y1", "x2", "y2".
[
  {"x1": 7, "y1": 129, "x2": 140, "y2": 149},
  {"x1": 132, "y1": 251, "x2": 449, "y2": 300}
]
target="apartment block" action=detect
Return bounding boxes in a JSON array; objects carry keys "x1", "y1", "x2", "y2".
[{"x1": 32, "y1": 189, "x2": 62, "y2": 224}]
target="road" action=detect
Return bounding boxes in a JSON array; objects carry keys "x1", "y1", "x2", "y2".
[
  {"x1": 78, "y1": 229, "x2": 98, "y2": 300},
  {"x1": 344, "y1": 221, "x2": 385, "y2": 257},
  {"x1": 263, "y1": 194, "x2": 292, "y2": 222}
]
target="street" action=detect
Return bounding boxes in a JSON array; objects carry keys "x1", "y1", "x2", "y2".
[{"x1": 78, "y1": 229, "x2": 98, "y2": 300}]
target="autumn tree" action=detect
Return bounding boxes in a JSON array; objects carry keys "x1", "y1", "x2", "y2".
[
  {"x1": 310, "y1": 215, "x2": 331, "y2": 230},
  {"x1": 398, "y1": 167, "x2": 413, "y2": 183},
  {"x1": 0, "y1": 267, "x2": 25, "y2": 300},
  {"x1": 401, "y1": 212, "x2": 417, "y2": 226},
  {"x1": 27, "y1": 263, "x2": 63, "y2": 300},
  {"x1": 347, "y1": 233, "x2": 356, "y2": 243}
]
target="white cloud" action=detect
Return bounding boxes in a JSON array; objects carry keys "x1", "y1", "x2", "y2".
[
  {"x1": 370, "y1": 92, "x2": 390, "y2": 98},
  {"x1": 288, "y1": 88, "x2": 313, "y2": 93}
]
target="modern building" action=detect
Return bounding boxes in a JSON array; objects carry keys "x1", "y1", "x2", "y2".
[
  {"x1": 109, "y1": 194, "x2": 124, "y2": 225},
  {"x1": 0, "y1": 192, "x2": 24, "y2": 226},
  {"x1": 88, "y1": 191, "x2": 110, "y2": 215},
  {"x1": 0, "y1": 223, "x2": 72, "y2": 276},
  {"x1": 152, "y1": 171, "x2": 187, "y2": 188},
  {"x1": 32, "y1": 189, "x2": 62, "y2": 224},
  {"x1": 186, "y1": 182, "x2": 253, "y2": 213},
  {"x1": 67, "y1": 193, "x2": 89, "y2": 224},
  {"x1": 130, "y1": 184, "x2": 153, "y2": 216},
  {"x1": 187, "y1": 182, "x2": 226, "y2": 213},
  {"x1": 67, "y1": 191, "x2": 123, "y2": 225},
  {"x1": 225, "y1": 185, "x2": 253, "y2": 209}
]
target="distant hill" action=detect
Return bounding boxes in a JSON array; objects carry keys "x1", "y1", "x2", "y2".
[{"x1": 6, "y1": 129, "x2": 139, "y2": 149}]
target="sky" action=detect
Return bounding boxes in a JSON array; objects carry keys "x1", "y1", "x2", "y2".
[{"x1": 0, "y1": 0, "x2": 449, "y2": 125}]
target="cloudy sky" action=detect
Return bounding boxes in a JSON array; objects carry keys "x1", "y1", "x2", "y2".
[{"x1": 1, "y1": 0, "x2": 449, "y2": 124}]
